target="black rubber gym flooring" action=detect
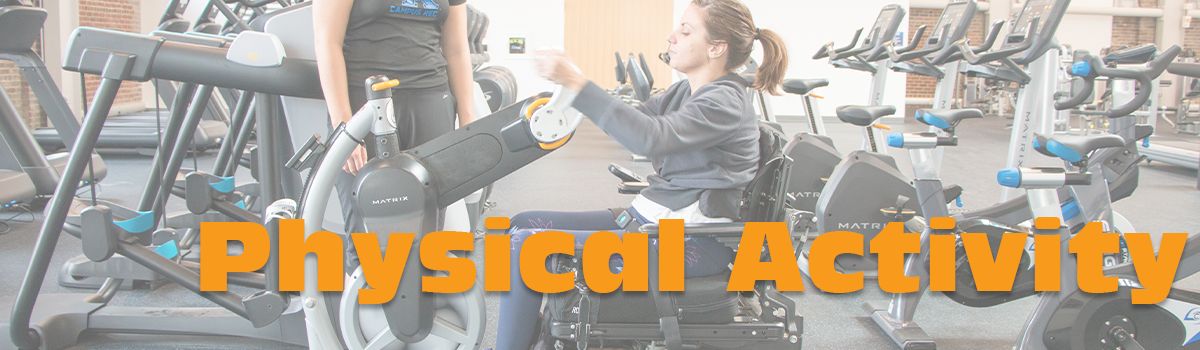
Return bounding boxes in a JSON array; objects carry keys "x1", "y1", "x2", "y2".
[{"x1": 0, "y1": 112, "x2": 1195, "y2": 349}]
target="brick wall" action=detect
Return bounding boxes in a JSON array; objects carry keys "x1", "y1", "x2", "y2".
[
  {"x1": 1185, "y1": 25, "x2": 1200, "y2": 53},
  {"x1": 1111, "y1": 0, "x2": 1158, "y2": 49},
  {"x1": 79, "y1": 0, "x2": 142, "y2": 110},
  {"x1": 904, "y1": 8, "x2": 989, "y2": 109}
]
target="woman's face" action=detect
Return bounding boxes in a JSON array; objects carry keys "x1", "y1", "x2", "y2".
[{"x1": 667, "y1": 4, "x2": 717, "y2": 74}]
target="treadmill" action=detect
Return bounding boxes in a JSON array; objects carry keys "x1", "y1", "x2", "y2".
[
  {"x1": 0, "y1": 1, "x2": 107, "y2": 195},
  {"x1": 28, "y1": 0, "x2": 229, "y2": 153},
  {"x1": 0, "y1": 132, "x2": 36, "y2": 207}
]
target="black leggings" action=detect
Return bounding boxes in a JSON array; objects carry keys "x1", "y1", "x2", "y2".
[
  {"x1": 494, "y1": 208, "x2": 735, "y2": 350},
  {"x1": 330, "y1": 84, "x2": 456, "y2": 269}
]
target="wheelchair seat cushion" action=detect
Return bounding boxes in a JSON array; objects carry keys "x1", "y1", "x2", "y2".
[{"x1": 590, "y1": 270, "x2": 739, "y2": 324}]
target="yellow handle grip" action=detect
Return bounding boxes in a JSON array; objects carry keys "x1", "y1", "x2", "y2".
[
  {"x1": 371, "y1": 79, "x2": 400, "y2": 92},
  {"x1": 872, "y1": 123, "x2": 891, "y2": 130}
]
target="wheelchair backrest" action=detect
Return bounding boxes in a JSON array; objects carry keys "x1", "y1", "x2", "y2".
[{"x1": 737, "y1": 124, "x2": 792, "y2": 222}]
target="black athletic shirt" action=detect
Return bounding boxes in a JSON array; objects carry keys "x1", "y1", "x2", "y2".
[{"x1": 343, "y1": 0, "x2": 466, "y2": 89}]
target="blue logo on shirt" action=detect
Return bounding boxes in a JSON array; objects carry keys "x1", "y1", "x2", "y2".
[{"x1": 391, "y1": 0, "x2": 439, "y2": 17}]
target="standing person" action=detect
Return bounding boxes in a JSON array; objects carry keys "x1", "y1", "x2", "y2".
[
  {"x1": 313, "y1": 0, "x2": 476, "y2": 237},
  {"x1": 493, "y1": 0, "x2": 788, "y2": 349}
]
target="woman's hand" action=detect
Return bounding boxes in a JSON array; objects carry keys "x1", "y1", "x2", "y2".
[
  {"x1": 535, "y1": 50, "x2": 588, "y2": 93},
  {"x1": 343, "y1": 144, "x2": 368, "y2": 175}
]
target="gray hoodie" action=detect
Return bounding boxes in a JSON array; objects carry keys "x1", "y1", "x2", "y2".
[{"x1": 572, "y1": 73, "x2": 760, "y2": 220}]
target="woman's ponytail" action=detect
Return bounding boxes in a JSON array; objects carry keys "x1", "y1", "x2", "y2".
[
  {"x1": 692, "y1": 0, "x2": 788, "y2": 95},
  {"x1": 753, "y1": 28, "x2": 788, "y2": 96}
]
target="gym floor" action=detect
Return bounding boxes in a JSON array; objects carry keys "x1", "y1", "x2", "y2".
[{"x1": 0, "y1": 112, "x2": 1196, "y2": 349}]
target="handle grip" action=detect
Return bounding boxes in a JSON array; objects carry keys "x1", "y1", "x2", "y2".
[
  {"x1": 1088, "y1": 45, "x2": 1181, "y2": 117},
  {"x1": 887, "y1": 25, "x2": 951, "y2": 63},
  {"x1": 814, "y1": 28, "x2": 862, "y2": 60},
  {"x1": 867, "y1": 25, "x2": 925, "y2": 62},
  {"x1": 959, "y1": 18, "x2": 1039, "y2": 66}
]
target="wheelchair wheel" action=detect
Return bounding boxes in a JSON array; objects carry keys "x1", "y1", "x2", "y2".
[{"x1": 338, "y1": 266, "x2": 485, "y2": 350}]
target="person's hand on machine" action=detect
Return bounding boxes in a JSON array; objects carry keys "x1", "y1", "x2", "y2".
[
  {"x1": 535, "y1": 50, "x2": 588, "y2": 93},
  {"x1": 344, "y1": 144, "x2": 368, "y2": 174},
  {"x1": 331, "y1": 109, "x2": 369, "y2": 175}
]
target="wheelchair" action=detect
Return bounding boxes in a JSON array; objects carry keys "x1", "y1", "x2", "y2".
[{"x1": 539, "y1": 123, "x2": 805, "y2": 350}]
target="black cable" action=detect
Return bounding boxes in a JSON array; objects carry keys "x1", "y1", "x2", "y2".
[{"x1": 0, "y1": 205, "x2": 36, "y2": 236}]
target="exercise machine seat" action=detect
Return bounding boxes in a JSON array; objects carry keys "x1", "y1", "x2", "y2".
[
  {"x1": 782, "y1": 78, "x2": 828, "y2": 96},
  {"x1": 835, "y1": 105, "x2": 896, "y2": 126},
  {"x1": 915, "y1": 108, "x2": 983, "y2": 130},
  {"x1": 1037, "y1": 134, "x2": 1125, "y2": 162}
]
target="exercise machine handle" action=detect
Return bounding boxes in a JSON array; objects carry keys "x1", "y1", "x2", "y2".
[
  {"x1": 814, "y1": 28, "x2": 862, "y2": 60},
  {"x1": 958, "y1": 18, "x2": 1039, "y2": 66},
  {"x1": 1055, "y1": 50, "x2": 1098, "y2": 110},
  {"x1": 226, "y1": 0, "x2": 276, "y2": 7},
  {"x1": 1082, "y1": 45, "x2": 1181, "y2": 117},
  {"x1": 866, "y1": 25, "x2": 924, "y2": 62},
  {"x1": 1168, "y1": 61, "x2": 1200, "y2": 78},
  {"x1": 830, "y1": 31, "x2": 881, "y2": 61},
  {"x1": 932, "y1": 20, "x2": 1005, "y2": 66},
  {"x1": 886, "y1": 25, "x2": 951, "y2": 63}
]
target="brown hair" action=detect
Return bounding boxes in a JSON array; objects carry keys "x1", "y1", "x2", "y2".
[{"x1": 691, "y1": 0, "x2": 788, "y2": 95}]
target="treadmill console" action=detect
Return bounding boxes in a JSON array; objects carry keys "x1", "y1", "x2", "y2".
[{"x1": 927, "y1": 1, "x2": 977, "y2": 46}]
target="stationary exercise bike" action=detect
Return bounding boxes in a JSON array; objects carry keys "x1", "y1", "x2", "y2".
[
  {"x1": 779, "y1": 3, "x2": 909, "y2": 230},
  {"x1": 795, "y1": 1, "x2": 980, "y2": 279},
  {"x1": 860, "y1": 24, "x2": 1182, "y2": 349}
]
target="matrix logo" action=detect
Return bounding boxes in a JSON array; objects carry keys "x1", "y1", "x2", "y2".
[
  {"x1": 838, "y1": 222, "x2": 883, "y2": 230},
  {"x1": 1185, "y1": 308, "x2": 1200, "y2": 322},
  {"x1": 790, "y1": 191, "x2": 821, "y2": 199},
  {"x1": 391, "y1": 0, "x2": 440, "y2": 17},
  {"x1": 371, "y1": 196, "x2": 409, "y2": 205}
]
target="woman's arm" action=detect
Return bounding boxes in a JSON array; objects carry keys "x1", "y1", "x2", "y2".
[
  {"x1": 313, "y1": 0, "x2": 368, "y2": 173},
  {"x1": 441, "y1": 3, "x2": 475, "y2": 126},
  {"x1": 537, "y1": 51, "x2": 742, "y2": 157}
]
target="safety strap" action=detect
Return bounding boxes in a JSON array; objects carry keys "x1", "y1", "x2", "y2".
[{"x1": 647, "y1": 243, "x2": 684, "y2": 350}]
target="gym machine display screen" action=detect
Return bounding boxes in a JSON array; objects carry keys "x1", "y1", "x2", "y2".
[
  {"x1": 863, "y1": 5, "x2": 903, "y2": 47},
  {"x1": 1006, "y1": 0, "x2": 1059, "y2": 46},
  {"x1": 928, "y1": 2, "x2": 974, "y2": 46}
]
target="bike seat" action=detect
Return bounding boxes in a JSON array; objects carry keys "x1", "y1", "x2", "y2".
[
  {"x1": 1036, "y1": 134, "x2": 1126, "y2": 162},
  {"x1": 835, "y1": 105, "x2": 896, "y2": 126},
  {"x1": 916, "y1": 108, "x2": 983, "y2": 130},
  {"x1": 782, "y1": 78, "x2": 829, "y2": 95}
]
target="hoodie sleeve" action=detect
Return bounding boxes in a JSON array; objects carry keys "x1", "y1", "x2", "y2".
[{"x1": 571, "y1": 80, "x2": 746, "y2": 157}]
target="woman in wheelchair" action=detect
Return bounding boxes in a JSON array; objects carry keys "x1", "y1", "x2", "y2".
[{"x1": 494, "y1": 1, "x2": 788, "y2": 349}]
